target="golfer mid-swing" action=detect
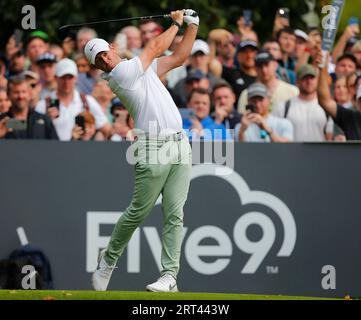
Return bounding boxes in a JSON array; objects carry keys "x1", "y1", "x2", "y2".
[{"x1": 84, "y1": 9, "x2": 198, "y2": 292}]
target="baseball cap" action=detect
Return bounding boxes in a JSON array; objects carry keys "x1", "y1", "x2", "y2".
[
  {"x1": 297, "y1": 64, "x2": 317, "y2": 80},
  {"x1": 357, "y1": 84, "x2": 361, "y2": 100},
  {"x1": 55, "y1": 58, "x2": 78, "y2": 77},
  {"x1": 27, "y1": 30, "x2": 49, "y2": 43},
  {"x1": 84, "y1": 38, "x2": 110, "y2": 65},
  {"x1": 248, "y1": 82, "x2": 269, "y2": 99},
  {"x1": 37, "y1": 52, "x2": 57, "y2": 65},
  {"x1": 295, "y1": 29, "x2": 308, "y2": 42},
  {"x1": 23, "y1": 70, "x2": 40, "y2": 81},
  {"x1": 255, "y1": 51, "x2": 275, "y2": 66},
  {"x1": 191, "y1": 40, "x2": 210, "y2": 56},
  {"x1": 237, "y1": 40, "x2": 258, "y2": 51},
  {"x1": 186, "y1": 69, "x2": 207, "y2": 82}
]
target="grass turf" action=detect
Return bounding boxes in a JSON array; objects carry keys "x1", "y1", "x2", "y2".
[{"x1": 0, "y1": 290, "x2": 338, "y2": 300}]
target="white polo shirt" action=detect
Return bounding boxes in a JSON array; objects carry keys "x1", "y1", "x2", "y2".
[
  {"x1": 273, "y1": 96, "x2": 334, "y2": 142},
  {"x1": 102, "y1": 57, "x2": 182, "y2": 134},
  {"x1": 35, "y1": 90, "x2": 108, "y2": 141}
]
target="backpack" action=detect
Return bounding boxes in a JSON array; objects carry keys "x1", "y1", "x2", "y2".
[{"x1": 0, "y1": 244, "x2": 53, "y2": 289}]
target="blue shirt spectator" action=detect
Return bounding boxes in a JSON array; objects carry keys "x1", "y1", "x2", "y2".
[{"x1": 182, "y1": 88, "x2": 231, "y2": 141}]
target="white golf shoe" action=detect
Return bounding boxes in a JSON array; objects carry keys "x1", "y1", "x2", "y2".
[
  {"x1": 146, "y1": 274, "x2": 179, "y2": 292},
  {"x1": 91, "y1": 249, "x2": 115, "y2": 291}
]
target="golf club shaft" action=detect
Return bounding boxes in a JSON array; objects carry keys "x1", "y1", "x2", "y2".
[
  {"x1": 58, "y1": 11, "x2": 197, "y2": 31},
  {"x1": 59, "y1": 14, "x2": 167, "y2": 31}
]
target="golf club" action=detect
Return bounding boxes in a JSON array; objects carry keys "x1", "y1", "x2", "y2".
[{"x1": 58, "y1": 10, "x2": 198, "y2": 40}]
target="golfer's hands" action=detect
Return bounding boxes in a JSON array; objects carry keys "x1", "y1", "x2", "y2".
[
  {"x1": 183, "y1": 9, "x2": 199, "y2": 26},
  {"x1": 170, "y1": 10, "x2": 184, "y2": 27}
]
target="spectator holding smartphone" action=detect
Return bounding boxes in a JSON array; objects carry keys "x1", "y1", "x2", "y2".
[
  {"x1": 71, "y1": 111, "x2": 105, "y2": 141},
  {"x1": 236, "y1": 82, "x2": 293, "y2": 142},
  {"x1": 35, "y1": 58, "x2": 112, "y2": 140},
  {"x1": 183, "y1": 88, "x2": 231, "y2": 141},
  {"x1": 0, "y1": 75, "x2": 58, "y2": 140}
]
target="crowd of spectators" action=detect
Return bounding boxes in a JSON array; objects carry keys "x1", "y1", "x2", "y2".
[{"x1": 1, "y1": 9, "x2": 361, "y2": 142}]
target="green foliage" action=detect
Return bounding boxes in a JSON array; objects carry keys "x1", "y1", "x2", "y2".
[{"x1": 0, "y1": 0, "x2": 359, "y2": 48}]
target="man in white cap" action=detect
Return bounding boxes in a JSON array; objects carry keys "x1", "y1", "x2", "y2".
[
  {"x1": 84, "y1": 10, "x2": 199, "y2": 292},
  {"x1": 35, "y1": 58, "x2": 111, "y2": 140}
]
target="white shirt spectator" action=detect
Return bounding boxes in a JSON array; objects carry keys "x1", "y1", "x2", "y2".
[
  {"x1": 237, "y1": 80, "x2": 299, "y2": 112},
  {"x1": 235, "y1": 114, "x2": 294, "y2": 142},
  {"x1": 102, "y1": 56, "x2": 182, "y2": 134},
  {"x1": 273, "y1": 96, "x2": 334, "y2": 142},
  {"x1": 35, "y1": 89, "x2": 108, "y2": 141}
]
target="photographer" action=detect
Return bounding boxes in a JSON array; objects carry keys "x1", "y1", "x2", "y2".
[
  {"x1": 0, "y1": 75, "x2": 58, "y2": 140},
  {"x1": 236, "y1": 82, "x2": 293, "y2": 142}
]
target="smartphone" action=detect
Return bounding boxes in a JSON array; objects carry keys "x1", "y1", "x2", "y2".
[
  {"x1": 13, "y1": 29, "x2": 23, "y2": 47},
  {"x1": 179, "y1": 109, "x2": 196, "y2": 120},
  {"x1": 6, "y1": 119, "x2": 27, "y2": 130},
  {"x1": 243, "y1": 10, "x2": 252, "y2": 27},
  {"x1": 49, "y1": 98, "x2": 60, "y2": 110},
  {"x1": 245, "y1": 104, "x2": 256, "y2": 113},
  {"x1": 278, "y1": 7, "x2": 290, "y2": 20},
  {"x1": 75, "y1": 115, "x2": 85, "y2": 131}
]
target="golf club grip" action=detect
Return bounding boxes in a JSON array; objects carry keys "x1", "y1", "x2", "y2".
[{"x1": 164, "y1": 10, "x2": 198, "y2": 19}]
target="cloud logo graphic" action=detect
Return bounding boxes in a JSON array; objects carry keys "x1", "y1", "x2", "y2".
[{"x1": 156, "y1": 164, "x2": 297, "y2": 274}]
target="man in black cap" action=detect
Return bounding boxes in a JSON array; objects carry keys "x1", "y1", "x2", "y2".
[
  {"x1": 36, "y1": 52, "x2": 57, "y2": 99},
  {"x1": 221, "y1": 40, "x2": 258, "y2": 101},
  {"x1": 237, "y1": 50, "x2": 299, "y2": 112}
]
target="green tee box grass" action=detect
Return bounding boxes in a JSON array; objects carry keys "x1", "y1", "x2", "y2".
[{"x1": 0, "y1": 290, "x2": 338, "y2": 300}]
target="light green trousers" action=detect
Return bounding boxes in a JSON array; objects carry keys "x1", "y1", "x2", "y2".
[{"x1": 104, "y1": 134, "x2": 192, "y2": 279}]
